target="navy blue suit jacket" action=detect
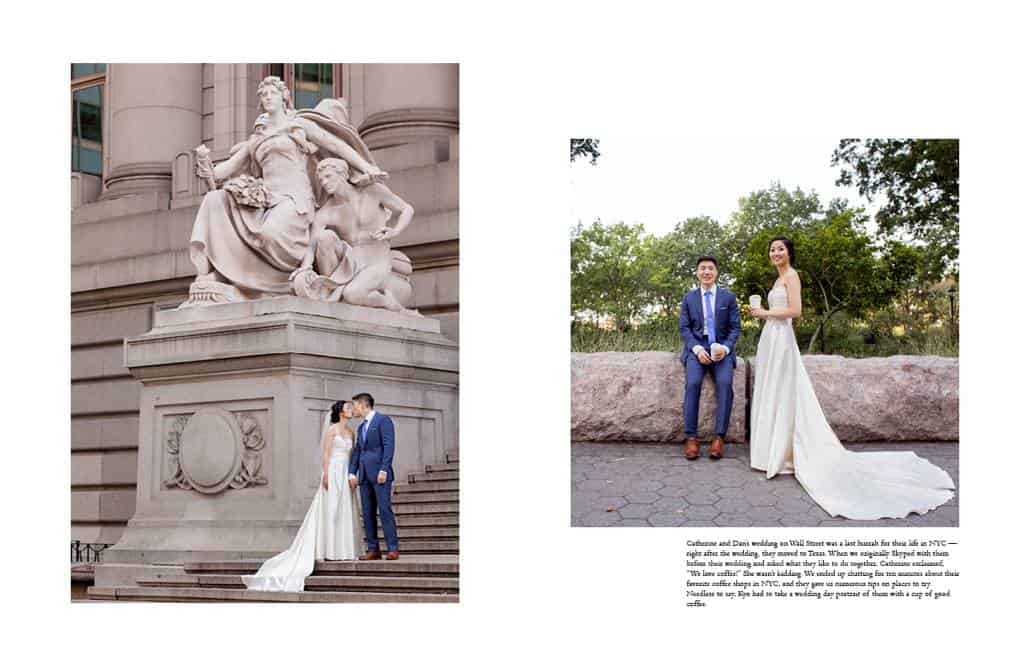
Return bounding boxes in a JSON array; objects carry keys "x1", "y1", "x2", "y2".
[
  {"x1": 679, "y1": 287, "x2": 741, "y2": 366},
  {"x1": 348, "y1": 412, "x2": 396, "y2": 483}
]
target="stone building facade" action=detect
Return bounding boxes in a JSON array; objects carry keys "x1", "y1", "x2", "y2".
[{"x1": 70, "y1": 63, "x2": 459, "y2": 550}]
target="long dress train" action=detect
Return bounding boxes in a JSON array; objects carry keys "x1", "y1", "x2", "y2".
[
  {"x1": 749, "y1": 284, "x2": 955, "y2": 519},
  {"x1": 242, "y1": 434, "x2": 362, "y2": 591}
]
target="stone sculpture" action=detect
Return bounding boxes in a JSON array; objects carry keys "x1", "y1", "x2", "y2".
[
  {"x1": 290, "y1": 158, "x2": 416, "y2": 313},
  {"x1": 183, "y1": 76, "x2": 416, "y2": 313}
]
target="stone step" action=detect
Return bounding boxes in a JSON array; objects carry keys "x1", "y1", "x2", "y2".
[
  {"x1": 393, "y1": 491, "x2": 458, "y2": 504},
  {"x1": 377, "y1": 526, "x2": 458, "y2": 539},
  {"x1": 394, "y1": 501, "x2": 458, "y2": 516},
  {"x1": 365, "y1": 540, "x2": 458, "y2": 554},
  {"x1": 88, "y1": 586, "x2": 457, "y2": 603},
  {"x1": 391, "y1": 514, "x2": 459, "y2": 528},
  {"x1": 394, "y1": 480, "x2": 459, "y2": 494},
  {"x1": 425, "y1": 463, "x2": 459, "y2": 473},
  {"x1": 409, "y1": 470, "x2": 458, "y2": 483},
  {"x1": 138, "y1": 574, "x2": 459, "y2": 593},
  {"x1": 183, "y1": 556, "x2": 458, "y2": 577}
]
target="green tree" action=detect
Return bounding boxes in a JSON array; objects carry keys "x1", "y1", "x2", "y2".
[
  {"x1": 570, "y1": 220, "x2": 652, "y2": 329},
  {"x1": 877, "y1": 240, "x2": 924, "y2": 302},
  {"x1": 870, "y1": 242, "x2": 947, "y2": 338},
  {"x1": 719, "y1": 183, "x2": 822, "y2": 284},
  {"x1": 795, "y1": 210, "x2": 886, "y2": 352},
  {"x1": 570, "y1": 138, "x2": 601, "y2": 164},
  {"x1": 831, "y1": 139, "x2": 959, "y2": 279},
  {"x1": 731, "y1": 199, "x2": 908, "y2": 353},
  {"x1": 643, "y1": 216, "x2": 723, "y2": 317}
]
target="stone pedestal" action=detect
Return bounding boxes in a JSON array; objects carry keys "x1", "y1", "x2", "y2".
[{"x1": 102, "y1": 297, "x2": 458, "y2": 564}]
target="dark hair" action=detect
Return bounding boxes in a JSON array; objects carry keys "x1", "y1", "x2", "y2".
[
  {"x1": 351, "y1": 393, "x2": 375, "y2": 409},
  {"x1": 329, "y1": 400, "x2": 351, "y2": 423},
  {"x1": 696, "y1": 255, "x2": 719, "y2": 269},
  {"x1": 767, "y1": 235, "x2": 796, "y2": 266}
]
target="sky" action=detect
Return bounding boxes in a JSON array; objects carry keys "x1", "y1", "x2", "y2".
[{"x1": 570, "y1": 136, "x2": 885, "y2": 236}]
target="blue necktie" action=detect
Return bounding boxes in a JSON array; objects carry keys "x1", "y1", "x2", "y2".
[
  {"x1": 358, "y1": 421, "x2": 367, "y2": 448},
  {"x1": 704, "y1": 290, "x2": 716, "y2": 345}
]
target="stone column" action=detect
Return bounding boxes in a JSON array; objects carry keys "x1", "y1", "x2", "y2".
[
  {"x1": 358, "y1": 64, "x2": 458, "y2": 149},
  {"x1": 104, "y1": 64, "x2": 204, "y2": 198},
  {"x1": 212, "y1": 63, "x2": 264, "y2": 155}
]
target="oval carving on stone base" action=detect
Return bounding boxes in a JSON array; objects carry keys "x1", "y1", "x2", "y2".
[{"x1": 178, "y1": 407, "x2": 243, "y2": 494}]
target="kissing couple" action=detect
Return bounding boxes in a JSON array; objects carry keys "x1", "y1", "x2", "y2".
[
  {"x1": 243, "y1": 392, "x2": 400, "y2": 592},
  {"x1": 680, "y1": 239, "x2": 954, "y2": 520}
]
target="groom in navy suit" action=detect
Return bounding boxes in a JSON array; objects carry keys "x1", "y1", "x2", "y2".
[
  {"x1": 348, "y1": 393, "x2": 400, "y2": 560},
  {"x1": 679, "y1": 255, "x2": 740, "y2": 460}
]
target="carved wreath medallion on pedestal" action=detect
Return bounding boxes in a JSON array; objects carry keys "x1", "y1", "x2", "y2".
[{"x1": 163, "y1": 407, "x2": 268, "y2": 494}]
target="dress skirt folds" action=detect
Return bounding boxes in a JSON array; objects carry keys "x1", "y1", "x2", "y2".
[
  {"x1": 189, "y1": 124, "x2": 317, "y2": 298},
  {"x1": 749, "y1": 285, "x2": 955, "y2": 520},
  {"x1": 242, "y1": 437, "x2": 361, "y2": 592}
]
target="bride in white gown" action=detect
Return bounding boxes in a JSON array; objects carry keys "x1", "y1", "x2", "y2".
[
  {"x1": 747, "y1": 236, "x2": 954, "y2": 520},
  {"x1": 243, "y1": 400, "x2": 362, "y2": 591}
]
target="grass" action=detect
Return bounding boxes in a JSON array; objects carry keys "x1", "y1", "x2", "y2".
[
  {"x1": 571, "y1": 319, "x2": 958, "y2": 357},
  {"x1": 572, "y1": 320, "x2": 760, "y2": 356}
]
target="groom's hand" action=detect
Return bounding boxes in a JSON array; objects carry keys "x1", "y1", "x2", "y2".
[
  {"x1": 694, "y1": 348, "x2": 712, "y2": 365},
  {"x1": 711, "y1": 345, "x2": 726, "y2": 362},
  {"x1": 377, "y1": 471, "x2": 388, "y2": 484},
  {"x1": 348, "y1": 475, "x2": 358, "y2": 490}
]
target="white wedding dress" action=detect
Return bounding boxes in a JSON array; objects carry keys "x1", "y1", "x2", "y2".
[
  {"x1": 749, "y1": 284, "x2": 955, "y2": 519},
  {"x1": 242, "y1": 430, "x2": 361, "y2": 591}
]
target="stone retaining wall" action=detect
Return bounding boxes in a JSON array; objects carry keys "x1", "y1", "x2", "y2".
[
  {"x1": 571, "y1": 352, "x2": 747, "y2": 443},
  {"x1": 571, "y1": 352, "x2": 958, "y2": 443}
]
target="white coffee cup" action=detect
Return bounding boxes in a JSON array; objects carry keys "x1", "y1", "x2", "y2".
[{"x1": 749, "y1": 294, "x2": 762, "y2": 310}]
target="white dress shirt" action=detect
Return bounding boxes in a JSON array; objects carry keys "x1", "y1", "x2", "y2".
[
  {"x1": 349, "y1": 410, "x2": 378, "y2": 480},
  {"x1": 692, "y1": 285, "x2": 725, "y2": 357}
]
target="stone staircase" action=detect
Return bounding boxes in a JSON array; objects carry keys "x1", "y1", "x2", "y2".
[{"x1": 88, "y1": 451, "x2": 459, "y2": 602}]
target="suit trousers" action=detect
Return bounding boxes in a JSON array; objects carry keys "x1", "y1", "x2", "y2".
[
  {"x1": 359, "y1": 476, "x2": 399, "y2": 553},
  {"x1": 683, "y1": 345, "x2": 734, "y2": 438}
]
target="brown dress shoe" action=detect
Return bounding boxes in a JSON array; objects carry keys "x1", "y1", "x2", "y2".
[
  {"x1": 709, "y1": 436, "x2": 724, "y2": 460},
  {"x1": 385, "y1": 551, "x2": 399, "y2": 560},
  {"x1": 684, "y1": 438, "x2": 700, "y2": 460},
  {"x1": 359, "y1": 551, "x2": 382, "y2": 561}
]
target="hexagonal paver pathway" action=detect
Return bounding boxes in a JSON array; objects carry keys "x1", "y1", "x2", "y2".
[{"x1": 571, "y1": 442, "x2": 958, "y2": 528}]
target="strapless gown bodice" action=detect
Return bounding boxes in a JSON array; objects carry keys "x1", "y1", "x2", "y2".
[
  {"x1": 330, "y1": 435, "x2": 354, "y2": 459},
  {"x1": 766, "y1": 284, "x2": 790, "y2": 324}
]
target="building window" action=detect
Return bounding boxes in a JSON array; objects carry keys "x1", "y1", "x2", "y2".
[
  {"x1": 264, "y1": 63, "x2": 341, "y2": 110},
  {"x1": 292, "y1": 63, "x2": 335, "y2": 109},
  {"x1": 72, "y1": 64, "x2": 106, "y2": 176}
]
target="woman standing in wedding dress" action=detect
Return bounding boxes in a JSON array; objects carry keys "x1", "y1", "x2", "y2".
[
  {"x1": 747, "y1": 236, "x2": 954, "y2": 520},
  {"x1": 242, "y1": 401, "x2": 362, "y2": 591}
]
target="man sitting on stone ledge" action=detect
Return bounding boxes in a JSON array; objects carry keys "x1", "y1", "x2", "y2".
[{"x1": 679, "y1": 255, "x2": 740, "y2": 460}]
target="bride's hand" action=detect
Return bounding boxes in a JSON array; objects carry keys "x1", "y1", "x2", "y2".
[
  {"x1": 322, "y1": 473, "x2": 329, "y2": 490},
  {"x1": 749, "y1": 305, "x2": 768, "y2": 319}
]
